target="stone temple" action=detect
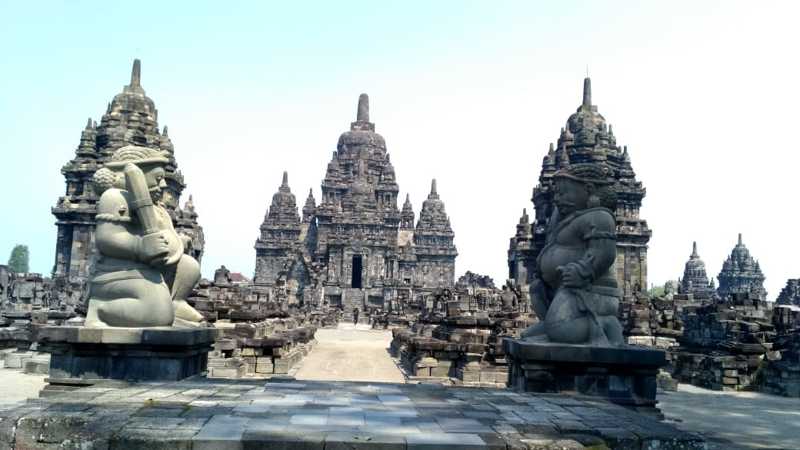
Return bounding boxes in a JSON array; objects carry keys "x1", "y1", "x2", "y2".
[
  {"x1": 51, "y1": 60, "x2": 204, "y2": 283},
  {"x1": 509, "y1": 78, "x2": 651, "y2": 299},
  {"x1": 717, "y1": 233, "x2": 767, "y2": 301},
  {"x1": 254, "y1": 94, "x2": 457, "y2": 313},
  {"x1": 678, "y1": 241, "x2": 715, "y2": 298}
]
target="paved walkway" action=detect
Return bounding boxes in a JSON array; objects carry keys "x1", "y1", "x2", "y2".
[
  {"x1": 294, "y1": 323, "x2": 405, "y2": 383},
  {"x1": 0, "y1": 369, "x2": 45, "y2": 405},
  {"x1": 0, "y1": 378, "x2": 704, "y2": 449},
  {"x1": 660, "y1": 384, "x2": 800, "y2": 450}
]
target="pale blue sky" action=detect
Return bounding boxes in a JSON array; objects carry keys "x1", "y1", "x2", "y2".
[{"x1": 1, "y1": 1, "x2": 798, "y2": 298}]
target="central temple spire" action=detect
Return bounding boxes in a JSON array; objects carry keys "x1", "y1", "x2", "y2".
[
  {"x1": 130, "y1": 59, "x2": 141, "y2": 87},
  {"x1": 350, "y1": 93, "x2": 375, "y2": 132},
  {"x1": 357, "y1": 93, "x2": 369, "y2": 122},
  {"x1": 582, "y1": 77, "x2": 592, "y2": 108}
]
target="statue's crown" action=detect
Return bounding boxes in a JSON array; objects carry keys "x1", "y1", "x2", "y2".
[
  {"x1": 554, "y1": 162, "x2": 613, "y2": 186},
  {"x1": 104, "y1": 145, "x2": 169, "y2": 169}
]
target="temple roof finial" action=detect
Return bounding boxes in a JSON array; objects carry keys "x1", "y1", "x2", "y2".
[
  {"x1": 357, "y1": 93, "x2": 369, "y2": 122},
  {"x1": 162, "y1": 125, "x2": 169, "y2": 137},
  {"x1": 692, "y1": 241, "x2": 698, "y2": 258},
  {"x1": 582, "y1": 77, "x2": 592, "y2": 108},
  {"x1": 281, "y1": 171, "x2": 289, "y2": 188},
  {"x1": 85, "y1": 118, "x2": 93, "y2": 129},
  {"x1": 130, "y1": 59, "x2": 141, "y2": 87},
  {"x1": 405, "y1": 193, "x2": 410, "y2": 203},
  {"x1": 431, "y1": 178, "x2": 437, "y2": 195},
  {"x1": 738, "y1": 233, "x2": 743, "y2": 246}
]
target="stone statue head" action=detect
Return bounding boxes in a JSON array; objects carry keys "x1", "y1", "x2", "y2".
[
  {"x1": 93, "y1": 145, "x2": 170, "y2": 198},
  {"x1": 553, "y1": 163, "x2": 616, "y2": 215}
]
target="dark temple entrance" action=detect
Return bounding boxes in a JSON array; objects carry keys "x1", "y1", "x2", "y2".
[{"x1": 351, "y1": 255, "x2": 363, "y2": 288}]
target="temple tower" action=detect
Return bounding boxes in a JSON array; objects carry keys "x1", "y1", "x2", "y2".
[
  {"x1": 508, "y1": 208, "x2": 535, "y2": 285},
  {"x1": 313, "y1": 94, "x2": 402, "y2": 311},
  {"x1": 302, "y1": 189, "x2": 316, "y2": 223},
  {"x1": 515, "y1": 78, "x2": 651, "y2": 298},
  {"x1": 717, "y1": 233, "x2": 767, "y2": 301},
  {"x1": 52, "y1": 59, "x2": 201, "y2": 282},
  {"x1": 174, "y1": 196, "x2": 206, "y2": 262},
  {"x1": 412, "y1": 179, "x2": 458, "y2": 289},
  {"x1": 679, "y1": 242, "x2": 714, "y2": 299},
  {"x1": 400, "y1": 194, "x2": 415, "y2": 230},
  {"x1": 254, "y1": 172, "x2": 303, "y2": 286}
]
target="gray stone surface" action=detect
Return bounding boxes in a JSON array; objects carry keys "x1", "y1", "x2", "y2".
[{"x1": 0, "y1": 377, "x2": 703, "y2": 449}]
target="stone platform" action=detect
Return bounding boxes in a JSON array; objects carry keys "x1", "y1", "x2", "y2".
[
  {"x1": 0, "y1": 377, "x2": 703, "y2": 449},
  {"x1": 504, "y1": 339, "x2": 666, "y2": 415},
  {"x1": 37, "y1": 327, "x2": 218, "y2": 389}
]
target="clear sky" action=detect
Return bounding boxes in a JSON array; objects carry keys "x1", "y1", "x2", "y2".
[{"x1": 1, "y1": 1, "x2": 798, "y2": 299}]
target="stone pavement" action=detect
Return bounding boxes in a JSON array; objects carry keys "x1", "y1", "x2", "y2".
[
  {"x1": 0, "y1": 370, "x2": 45, "y2": 406},
  {"x1": 294, "y1": 324, "x2": 405, "y2": 383},
  {"x1": 0, "y1": 377, "x2": 704, "y2": 449},
  {"x1": 660, "y1": 384, "x2": 799, "y2": 450}
]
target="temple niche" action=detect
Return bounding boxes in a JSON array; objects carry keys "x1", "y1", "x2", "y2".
[
  {"x1": 51, "y1": 59, "x2": 204, "y2": 283},
  {"x1": 716, "y1": 233, "x2": 767, "y2": 301},
  {"x1": 678, "y1": 242, "x2": 715, "y2": 299},
  {"x1": 509, "y1": 78, "x2": 651, "y2": 300},
  {"x1": 253, "y1": 94, "x2": 457, "y2": 315}
]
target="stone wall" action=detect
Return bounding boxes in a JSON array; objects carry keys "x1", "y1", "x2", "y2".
[{"x1": 207, "y1": 318, "x2": 317, "y2": 378}]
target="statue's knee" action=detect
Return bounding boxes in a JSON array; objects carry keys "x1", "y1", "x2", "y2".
[{"x1": 179, "y1": 255, "x2": 201, "y2": 279}]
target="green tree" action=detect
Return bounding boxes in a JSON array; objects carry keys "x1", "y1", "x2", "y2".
[{"x1": 7, "y1": 245, "x2": 29, "y2": 273}]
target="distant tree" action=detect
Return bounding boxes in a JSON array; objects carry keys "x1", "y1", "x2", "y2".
[
  {"x1": 647, "y1": 283, "x2": 666, "y2": 298},
  {"x1": 7, "y1": 245, "x2": 29, "y2": 273}
]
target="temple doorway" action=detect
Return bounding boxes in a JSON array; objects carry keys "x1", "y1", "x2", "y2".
[{"x1": 351, "y1": 255, "x2": 363, "y2": 288}]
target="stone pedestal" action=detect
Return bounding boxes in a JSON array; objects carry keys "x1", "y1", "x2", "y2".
[
  {"x1": 504, "y1": 338, "x2": 666, "y2": 415},
  {"x1": 37, "y1": 326, "x2": 219, "y2": 390}
]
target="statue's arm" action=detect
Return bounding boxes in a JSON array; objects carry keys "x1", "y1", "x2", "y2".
[
  {"x1": 95, "y1": 190, "x2": 141, "y2": 261},
  {"x1": 96, "y1": 221, "x2": 141, "y2": 261},
  {"x1": 560, "y1": 211, "x2": 616, "y2": 288}
]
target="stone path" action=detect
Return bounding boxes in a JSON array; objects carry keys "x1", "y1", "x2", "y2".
[
  {"x1": 0, "y1": 369, "x2": 45, "y2": 405},
  {"x1": 294, "y1": 324, "x2": 405, "y2": 383},
  {"x1": 0, "y1": 377, "x2": 704, "y2": 449},
  {"x1": 660, "y1": 384, "x2": 800, "y2": 450}
]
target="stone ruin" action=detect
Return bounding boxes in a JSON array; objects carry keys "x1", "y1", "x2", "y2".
[
  {"x1": 51, "y1": 59, "x2": 204, "y2": 287},
  {"x1": 389, "y1": 272, "x2": 536, "y2": 386},
  {"x1": 759, "y1": 303, "x2": 800, "y2": 396},
  {"x1": 207, "y1": 316, "x2": 318, "y2": 379},
  {"x1": 617, "y1": 236, "x2": 800, "y2": 397},
  {"x1": 0, "y1": 265, "x2": 79, "y2": 377}
]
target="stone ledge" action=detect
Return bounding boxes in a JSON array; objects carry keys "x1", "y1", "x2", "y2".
[
  {"x1": 504, "y1": 339, "x2": 666, "y2": 367},
  {"x1": 37, "y1": 326, "x2": 219, "y2": 346},
  {"x1": 0, "y1": 378, "x2": 705, "y2": 449}
]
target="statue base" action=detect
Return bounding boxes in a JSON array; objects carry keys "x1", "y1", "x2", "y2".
[
  {"x1": 37, "y1": 326, "x2": 219, "y2": 392},
  {"x1": 503, "y1": 338, "x2": 666, "y2": 417}
]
